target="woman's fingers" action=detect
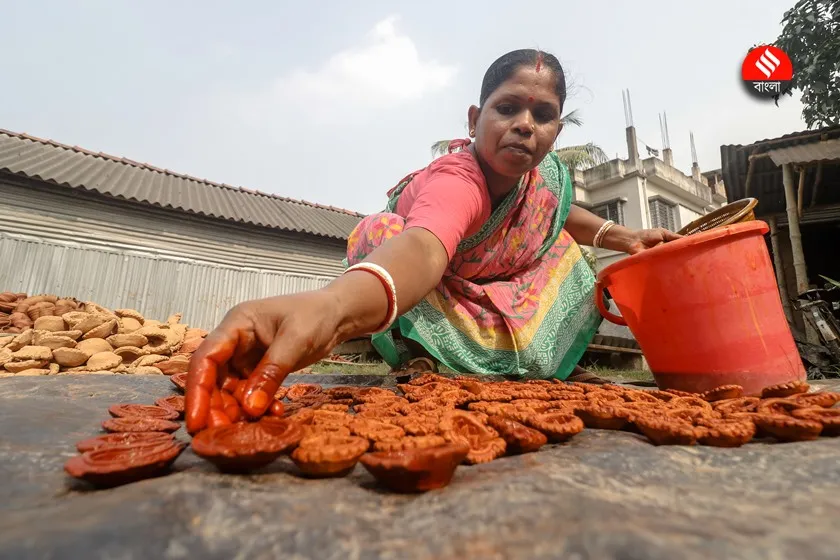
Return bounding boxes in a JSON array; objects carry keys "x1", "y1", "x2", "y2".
[
  {"x1": 269, "y1": 400, "x2": 285, "y2": 417},
  {"x1": 660, "y1": 229, "x2": 683, "y2": 242},
  {"x1": 220, "y1": 391, "x2": 243, "y2": 423},
  {"x1": 239, "y1": 336, "x2": 304, "y2": 417},
  {"x1": 185, "y1": 326, "x2": 245, "y2": 434},
  {"x1": 207, "y1": 409, "x2": 233, "y2": 429}
]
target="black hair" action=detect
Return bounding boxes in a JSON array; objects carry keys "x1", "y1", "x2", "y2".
[{"x1": 479, "y1": 49, "x2": 566, "y2": 109}]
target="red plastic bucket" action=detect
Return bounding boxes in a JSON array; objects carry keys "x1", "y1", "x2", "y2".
[{"x1": 595, "y1": 221, "x2": 805, "y2": 396}]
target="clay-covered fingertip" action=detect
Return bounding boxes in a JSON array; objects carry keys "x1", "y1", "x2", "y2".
[{"x1": 243, "y1": 388, "x2": 271, "y2": 416}]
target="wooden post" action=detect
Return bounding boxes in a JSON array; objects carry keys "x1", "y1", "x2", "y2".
[
  {"x1": 782, "y1": 163, "x2": 810, "y2": 294},
  {"x1": 797, "y1": 166, "x2": 806, "y2": 218},
  {"x1": 783, "y1": 163, "x2": 818, "y2": 344},
  {"x1": 769, "y1": 216, "x2": 792, "y2": 322}
]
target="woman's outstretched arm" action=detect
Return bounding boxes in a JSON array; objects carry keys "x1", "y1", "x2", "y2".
[
  {"x1": 185, "y1": 227, "x2": 450, "y2": 432},
  {"x1": 328, "y1": 227, "x2": 450, "y2": 340}
]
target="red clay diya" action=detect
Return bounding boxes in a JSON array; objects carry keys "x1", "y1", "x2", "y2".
[
  {"x1": 155, "y1": 395, "x2": 186, "y2": 418},
  {"x1": 102, "y1": 417, "x2": 180, "y2": 433},
  {"x1": 108, "y1": 404, "x2": 179, "y2": 421},
  {"x1": 64, "y1": 440, "x2": 186, "y2": 487},
  {"x1": 191, "y1": 417, "x2": 304, "y2": 473},
  {"x1": 486, "y1": 416, "x2": 547, "y2": 454},
  {"x1": 76, "y1": 432, "x2": 175, "y2": 453},
  {"x1": 290, "y1": 434, "x2": 369, "y2": 478},
  {"x1": 359, "y1": 442, "x2": 470, "y2": 493},
  {"x1": 170, "y1": 372, "x2": 188, "y2": 391}
]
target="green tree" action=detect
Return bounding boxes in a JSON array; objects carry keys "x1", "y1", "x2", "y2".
[
  {"x1": 775, "y1": 0, "x2": 840, "y2": 128},
  {"x1": 431, "y1": 109, "x2": 609, "y2": 170}
]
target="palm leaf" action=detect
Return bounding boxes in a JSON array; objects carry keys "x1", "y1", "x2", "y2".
[
  {"x1": 820, "y1": 275, "x2": 840, "y2": 289},
  {"x1": 560, "y1": 109, "x2": 583, "y2": 128},
  {"x1": 431, "y1": 140, "x2": 452, "y2": 158},
  {"x1": 554, "y1": 143, "x2": 610, "y2": 170}
]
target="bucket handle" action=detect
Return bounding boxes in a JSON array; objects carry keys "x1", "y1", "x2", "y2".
[{"x1": 595, "y1": 279, "x2": 627, "y2": 326}]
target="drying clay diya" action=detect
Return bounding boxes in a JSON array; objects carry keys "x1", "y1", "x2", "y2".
[
  {"x1": 792, "y1": 408, "x2": 840, "y2": 436},
  {"x1": 694, "y1": 418, "x2": 756, "y2": 448},
  {"x1": 349, "y1": 418, "x2": 406, "y2": 443},
  {"x1": 65, "y1": 440, "x2": 186, "y2": 487},
  {"x1": 373, "y1": 435, "x2": 447, "y2": 452},
  {"x1": 170, "y1": 372, "x2": 188, "y2": 391},
  {"x1": 634, "y1": 416, "x2": 698, "y2": 446},
  {"x1": 191, "y1": 417, "x2": 303, "y2": 473},
  {"x1": 155, "y1": 395, "x2": 186, "y2": 418},
  {"x1": 286, "y1": 383, "x2": 323, "y2": 401},
  {"x1": 574, "y1": 404, "x2": 632, "y2": 431},
  {"x1": 108, "y1": 403, "x2": 179, "y2": 421},
  {"x1": 701, "y1": 384, "x2": 744, "y2": 402},
  {"x1": 172, "y1": 374, "x2": 840, "y2": 494},
  {"x1": 486, "y1": 416, "x2": 547, "y2": 454},
  {"x1": 761, "y1": 380, "x2": 809, "y2": 399},
  {"x1": 524, "y1": 412, "x2": 584, "y2": 443},
  {"x1": 102, "y1": 417, "x2": 180, "y2": 434},
  {"x1": 360, "y1": 442, "x2": 470, "y2": 493},
  {"x1": 439, "y1": 410, "x2": 506, "y2": 465},
  {"x1": 290, "y1": 434, "x2": 369, "y2": 478},
  {"x1": 76, "y1": 432, "x2": 175, "y2": 453}
]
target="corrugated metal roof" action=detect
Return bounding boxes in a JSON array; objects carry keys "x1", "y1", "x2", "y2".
[
  {"x1": 0, "y1": 129, "x2": 364, "y2": 240},
  {"x1": 768, "y1": 138, "x2": 840, "y2": 166},
  {"x1": 720, "y1": 126, "x2": 840, "y2": 216}
]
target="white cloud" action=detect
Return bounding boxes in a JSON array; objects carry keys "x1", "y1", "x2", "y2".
[{"x1": 238, "y1": 16, "x2": 456, "y2": 121}]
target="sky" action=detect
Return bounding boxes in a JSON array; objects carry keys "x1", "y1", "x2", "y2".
[{"x1": 1, "y1": 0, "x2": 808, "y2": 214}]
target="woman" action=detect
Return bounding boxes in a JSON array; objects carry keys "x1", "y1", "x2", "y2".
[{"x1": 185, "y1": 49, "x2": 679, "y2": 433}]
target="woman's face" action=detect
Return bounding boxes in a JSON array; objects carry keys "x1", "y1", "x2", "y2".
[{"x1": 469, "y1": 65, "x2": 563, "y2": 180}]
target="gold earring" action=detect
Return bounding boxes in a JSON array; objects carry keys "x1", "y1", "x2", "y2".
[{"x1": 469, "y1": 129, "x2": 475, "y2": 136}]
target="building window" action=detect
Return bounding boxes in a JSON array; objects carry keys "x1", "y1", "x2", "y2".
[
  {"x1": 591, "y1": 199, "x2": 625, "y2": 226},
  {"x1": 649, "y1": 197, "x2": 677, "y2": 231}
]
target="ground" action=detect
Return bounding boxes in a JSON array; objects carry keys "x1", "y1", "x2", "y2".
[{"x1": 3, "y1": 374, "x2": 840, "y2": 559}]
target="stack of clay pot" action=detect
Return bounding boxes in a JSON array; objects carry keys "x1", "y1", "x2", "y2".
[
  {"x1": 0, "y1": 301, "x2": 207, "y2": 376},
  {"x1": 1, "y1": 293, "x2": 85, "y2": 334}
]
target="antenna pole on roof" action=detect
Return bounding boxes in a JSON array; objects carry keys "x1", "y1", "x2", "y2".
[
  {"x1": 690, "y1": 131, "x2": 698, "y2": 165},
  {"x1": 659, "y1": 114, "x2": 665, "y2": 148},
  {"x1": 622, "y1": 90, "x2": 629, "y2": 127},
  {"x1": 622, "y1": 89, "x2": 636, "y2": 128}
]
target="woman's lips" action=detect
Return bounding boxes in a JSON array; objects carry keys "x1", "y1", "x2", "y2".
[{"x1": 502, "y1": 145, "x2": 531, "y2": 157}]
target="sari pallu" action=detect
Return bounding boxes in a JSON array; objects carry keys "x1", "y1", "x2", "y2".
[{"x1": 345, "y1": 150, "x2": 602, "y2": 379}]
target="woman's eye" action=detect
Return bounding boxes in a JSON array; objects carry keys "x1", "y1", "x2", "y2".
[
  {"x1": 496, "y1": 104, "x2": 517, "y2": 115},
  {"x1": 534, "y1": 110, "x2": 555, "y2": 123}
]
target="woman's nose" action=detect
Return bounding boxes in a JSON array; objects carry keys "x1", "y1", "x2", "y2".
[{"x1": 512, "y1": 111, "x2": 535, "y2": 136}]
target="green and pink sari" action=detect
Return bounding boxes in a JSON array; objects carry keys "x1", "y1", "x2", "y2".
[{"x1": 346, "y1": 151, "x2": 602, "y2": 379}]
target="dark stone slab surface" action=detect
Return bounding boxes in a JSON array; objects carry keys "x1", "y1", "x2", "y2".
[{"x1": 1, "y1": 374, "x2": 840, "y2": 560}]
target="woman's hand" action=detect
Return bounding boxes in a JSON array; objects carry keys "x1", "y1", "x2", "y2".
[
  {"x1": 621, "y1": 228, "x2": 682, "y2": 255},
  {"x1": 565, "y1": 206, "x2": 682, "y2": 256},
  {"x1": 185, "y1": 290, "x2": 344, "y2": 434},
  {"x1": 184, "y1": 227, "x2": 452, "y2": 435}
]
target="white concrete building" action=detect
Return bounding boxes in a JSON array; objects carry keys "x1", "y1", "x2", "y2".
[{"x1": 573, "y1": 126, "x2": 728, "y2": 270}]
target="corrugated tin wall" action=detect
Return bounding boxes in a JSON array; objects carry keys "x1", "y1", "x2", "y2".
[
  {"x1": 0, "y1": 234, "x2": 331, "y2": 330},
  {"x1": 0, "y1": 178, "x2": 349, "y2": 276},
  {"x1": 0, "y1": 179, "x2": 347, "y2": 329}
]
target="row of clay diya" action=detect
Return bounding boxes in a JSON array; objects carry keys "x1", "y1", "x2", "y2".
[
  {"x1": 177, "y1": 373, "x2": 840, "y2": 493},
  {"x1": 64, "y1": 383, "x2": 188, "y2": 487},
  {"x1": 65, "y1": 372, "x2": 840, "y2": 493}
]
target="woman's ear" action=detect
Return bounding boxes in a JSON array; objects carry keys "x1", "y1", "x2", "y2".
[
  {"x1": 555, "y1": 121, "x2": 564, "y2": 142},
  {"x1": 467, "y1": 105, "x2": 480, "y2": 138}
]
